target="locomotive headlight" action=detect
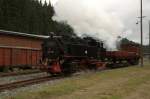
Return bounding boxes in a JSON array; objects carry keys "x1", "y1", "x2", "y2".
[{"x1": 85, "y1": 50, "x2": 88, "y2": 55}]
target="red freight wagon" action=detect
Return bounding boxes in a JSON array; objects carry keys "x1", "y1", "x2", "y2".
[
  {"x1": 105, "y1": 50, "x2": 140, "y2": 65},
  {"x1": 0, "y1": 47, "x2": 11, "y2": 67},
  {"x1": 0, "y1": 30, "x2": 49, "y2": 71},
  {"x1": 106, "y1": 51, "x2": 138, "y2": 59},
  {"x1": 121, "y1": 44, "x2": 140, "y2": 54},
  {"x1": 0, "y1": 46, "x2": 42, "y2": 71}
]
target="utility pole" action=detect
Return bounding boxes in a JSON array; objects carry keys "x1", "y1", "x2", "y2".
[
  {"x1": 140, "y1": 0, "x2": 144, "y2": 67},
  {"x1": 149, "y1": 20, "x2": 150, "y2": 60}
]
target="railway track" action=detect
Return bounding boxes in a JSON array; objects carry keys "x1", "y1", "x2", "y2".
[
  {"x1": 0, "y1": 76, "x2": 61, "y2": 92},
  {"x1": 0, "y1": 68, "x2": 124, "y2": 92},
  {"x1": 0, "y1": 70, "x2": 44, "y2": 77}
]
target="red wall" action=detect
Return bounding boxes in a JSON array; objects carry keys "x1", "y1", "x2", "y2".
[{"x1": 0, "y1": 33, "x2": 44, "y2": 68}]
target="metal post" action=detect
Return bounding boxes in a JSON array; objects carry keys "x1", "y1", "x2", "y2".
[{"x1": 140, "y1": 0, "x2": 144, "y2": 67}]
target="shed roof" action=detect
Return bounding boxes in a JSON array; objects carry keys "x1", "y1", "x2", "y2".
[{"x1": 0, "y1": 29, "x2": 49, "y2": 39}]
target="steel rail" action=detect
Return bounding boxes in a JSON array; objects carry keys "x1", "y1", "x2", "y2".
[
  {"x1": 0, "y1": 76, "x2": 61, "y2": 92},
  {"x1": 0, "y1": 70, "x2": 43, "y2": 77}
]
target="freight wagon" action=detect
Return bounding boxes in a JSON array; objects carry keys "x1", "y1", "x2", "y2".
[
  {"x1": 0, "y1": 30, "x2": 48, "y2": 71},
  {"x1": 105, "y1": 51, "x2": 139, "y2": 65},
  {"x1": 0, "y1": 46, "x2": 41, "y2": 71}
]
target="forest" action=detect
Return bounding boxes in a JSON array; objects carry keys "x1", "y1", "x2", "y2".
[{"x1": 0, "y1": 0, "x2": 75, "y2": 36}]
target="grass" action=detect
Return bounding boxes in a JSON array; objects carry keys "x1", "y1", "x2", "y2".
[{"x1": 1, "y1": 60, "x2": 150, "y2": 99}]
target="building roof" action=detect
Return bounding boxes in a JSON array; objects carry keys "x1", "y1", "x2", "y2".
[{"x1": 0, "y1": 29, "x2": 49, "y2": 39}]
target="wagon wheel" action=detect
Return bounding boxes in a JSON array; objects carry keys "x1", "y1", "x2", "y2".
[
  {"x1": 132, "y1": 59, "x2": 139, "y2": 65},
  {"x1": 128, "y1": 59, "x2": 139, "y2": 65}
]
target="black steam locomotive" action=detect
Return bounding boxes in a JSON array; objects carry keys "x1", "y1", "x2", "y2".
[
  {"x1": 41, "y1": 34, "x2": 106, "y2": 75},
  {"x1": 41, "y1": 34, "x2": 140, "y2": 75}
]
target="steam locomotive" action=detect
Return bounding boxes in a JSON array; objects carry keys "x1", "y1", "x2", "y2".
[{"x1": 40, "y1": 34, "x2": 140, "y2": 75}]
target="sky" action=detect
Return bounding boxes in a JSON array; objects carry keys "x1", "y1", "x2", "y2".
[
  {"x1": 47, "y1": 0, "x2": 150, "y2": 49},
  {"x1": 43, "y1": 0, "x2": 58, "y2": 5}
]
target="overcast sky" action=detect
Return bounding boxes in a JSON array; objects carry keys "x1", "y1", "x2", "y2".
[{"x1": 48, "y1": 0, "x2": 150, "y2": 47}]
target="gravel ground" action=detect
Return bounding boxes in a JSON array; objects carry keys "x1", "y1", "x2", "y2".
[
  {"x1": 1, "y1": 62, "x2": 149, "y2": 99},
  {"x1": 0, "y1": 71, "x2": 88, "y2": 99},
  {"x1": 0, "y1": 75, "x2": 71, "y2": 99},
  {"x1": 0, "y1": 72, "x2": 48, "y2": 85}
]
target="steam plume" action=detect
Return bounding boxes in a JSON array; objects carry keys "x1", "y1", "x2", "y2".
[{"x1": 52, "y1": 0, "x2": 140, "y2": 50}]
